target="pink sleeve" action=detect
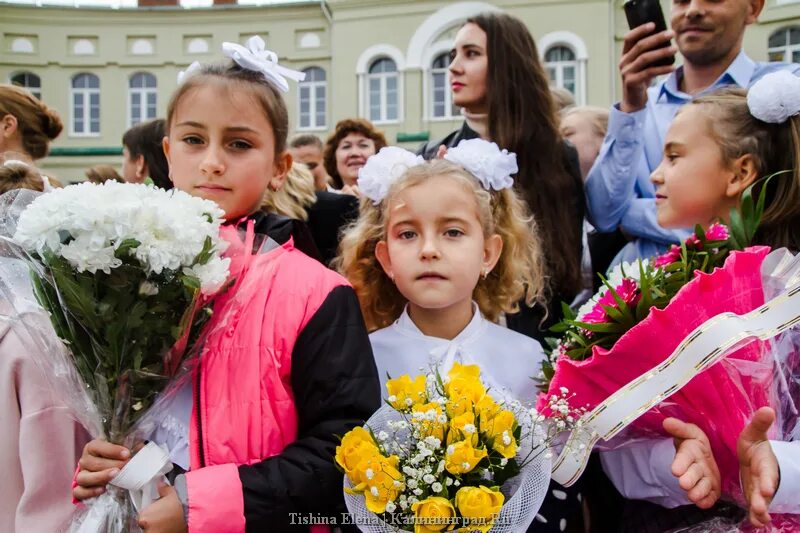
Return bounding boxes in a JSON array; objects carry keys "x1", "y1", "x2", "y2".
[{"x1": 185, "y1": 463, "x2": 246, "y2": 533}]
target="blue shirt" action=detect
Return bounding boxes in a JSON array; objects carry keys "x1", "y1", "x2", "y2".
[{"x1": 585, "y1": 52, "x2": 800, "y2": 266}]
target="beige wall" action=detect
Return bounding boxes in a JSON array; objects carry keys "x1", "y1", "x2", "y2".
[{"x1": 1, "y1": 0, "x2": 798, "y2": 181}]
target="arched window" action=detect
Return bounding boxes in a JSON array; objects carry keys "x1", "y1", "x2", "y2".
[
  {"x1": 72, "y1": 39, "x2": 96, "y2": 56},
  {"x1": 367, "y1": 58, "x2": 399, "y2": 123},
  {"x1": 430, "y1": 52, "x2": 458, "y2": 119},
  {"x1": 10, "y1": 37, "x2": 34, "y2": 54},
  {"x1": 544, "y1": 46, "x2": 577, "y2": 96},
  {"x1": 130, "y1": 39, "x2": 154, "y2": 55},
  {"x1": 298, "y1": 67, "x2": 326, "y2": 130},
  {"x1": 768, "y1": 27, "x2": 800, "y2": 63},
  {"x1": 10, "y1": 72, "x2": 41, "y2": 100},
  {"x1": 186, "y1": 37, "x2": 209, "y2": 54},
  {"x1": 129, "y1": 72, "x2": 157, "y2": 127},
  {"x1": 71, "y1": 73, "x2": 100, "y2": 135}
]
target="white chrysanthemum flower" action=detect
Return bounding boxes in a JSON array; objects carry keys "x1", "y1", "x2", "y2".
[
  {"x1": 385, "y1": 501, "x2": 397, "y2": 513},
  {"x1": 422, "y1": 474, "x2": 436, "y2": 485},
  {"x1": 14, "y1": 182, "x2": 230, "y2": 294},
  {"x1": 445, "y1": 477, "x2": 453, "y2": 487}
]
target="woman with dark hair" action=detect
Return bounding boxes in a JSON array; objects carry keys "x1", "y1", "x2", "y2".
[
  {"x1": 418, "y1": 13, "x2": 590, "y2": 532},
  {"x1": 419, "y1": 12, "x2": 585, "y2": 344},
  {"x1": 323, "y1": 118, "x2": 387, "y2": 195},
  {"x1": 121, "y1": 118, "x2": 171, "y2": 190}
]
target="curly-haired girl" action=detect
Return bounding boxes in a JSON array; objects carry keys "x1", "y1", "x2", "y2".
[{"x1": 336, "y1": 139, "x2": 547, "y2": 402}]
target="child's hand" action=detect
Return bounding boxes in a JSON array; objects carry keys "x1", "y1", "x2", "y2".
[
  {"x1": 663, "y1": 417, "x2": 721, "y2": 509},
  {"x1": 737, "y1": 407, "x2": 780, "y2": 529},
  {"x1": 138, "y1": 484, "x2": 187, "y2": 533},
  {"x1": 435, "y1": 145, "x2": 448, "y2": 159},
  {"x1": 73, "y1": 439, "x2": 131, "y2": 501}
]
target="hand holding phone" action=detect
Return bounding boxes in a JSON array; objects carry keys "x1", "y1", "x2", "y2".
[{"x1": 619, "y1": 0, "x2": 677, "y2": 112}]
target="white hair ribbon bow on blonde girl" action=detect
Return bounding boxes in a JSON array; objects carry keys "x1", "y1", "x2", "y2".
[
  {"x1": 357, "y1": 139, "x2": 518, "y2": 205},
  {"x1": 444, "y1": 138, "x2": 518, "y2": 191},
  {"x1": 747, "y1": 70, "x2": 800, "y2": 124},
  {"x1": 358, "y1": 146, "x2": 425, "y2": 205},
  {"x1": 221, "y1": 36, "x2": 306, "y2": 93}
]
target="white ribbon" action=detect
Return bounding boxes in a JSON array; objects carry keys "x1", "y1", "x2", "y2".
[
  {"x1": 110, "y1": 441, "x2": 174, "y2": 512},
  {"x1": 177, "y1": 61, "x2": 202, "y2": 85},
  {"x1": 221, "y1": 36, "x2": 305, "y2": 93},
  {"x1": 552, "y1": 251, "x2": 800, "y2": 486},
  {"x1": 75, "y1": 442, "x2": 173, "y2": 533}
]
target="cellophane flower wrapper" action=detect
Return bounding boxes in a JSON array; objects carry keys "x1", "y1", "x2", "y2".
[
  {"x1": 338, "y1": 365, "x2": 566, "y2": 533},
  {"x1": 0, "y1": 184, "x2": 231, "y2": 532},
  {"x1": 538, "y1": 246, "x2": 800, "y2": 510}
]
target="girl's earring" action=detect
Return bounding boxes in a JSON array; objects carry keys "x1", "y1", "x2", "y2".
[{"x1": 481, "y1": 268, "x2": 489, "y2": 280}]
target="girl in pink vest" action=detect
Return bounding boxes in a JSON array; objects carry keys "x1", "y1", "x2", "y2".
[{"x1": 72, "y1": 40, "x2": 380, "y2": 532}]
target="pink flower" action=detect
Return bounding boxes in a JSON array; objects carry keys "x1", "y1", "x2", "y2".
[
  {"x1": 581, "y1": 279, "x2": 641, "y2": 324},
  {"x1": 685, "y1": 234, "x2": 702, "y2": 250},
  {"x1": 654, "y1": 245, "x2": 682, "y2": 268},
  {"x1": 581, "y1": 303, "x2": 608, "y2": 324},
  {"x1": 705, "y1": 223, "x2": 729, "y2": 241}
]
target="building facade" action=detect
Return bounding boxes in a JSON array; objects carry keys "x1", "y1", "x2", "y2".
[{"x1": 2, "y1": 0, "x2": 799, "y2": 181}]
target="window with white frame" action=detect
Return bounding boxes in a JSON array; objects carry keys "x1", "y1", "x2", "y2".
[
  {"x1": 544, "y1": 46, "x2": 578, "y2": 96},
  {"x1": 768, "y1": 26, "x2": 800, "y2": 63},
  {"x1": 71, "y1": 73, "x2": 100, "y2": 136},
  {"x1": 430, "y1": 53, "x2": 459, "y2": 119},
  {"x1": 298, "y1": 67, "x2": 326, "y2": 130},
  {"x1": 367, "y1": 58, "x2": 399, "y2": 123},
  {"x1": 10, "y1": 72, "x2": 41, "y2": 100},
  {"x1": 129, "y1": 72, "x2": 157, "y2": 127}
]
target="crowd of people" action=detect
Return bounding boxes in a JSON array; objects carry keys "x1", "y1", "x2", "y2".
[{"x1": 1, "y1": 0, "x2": 799, "y2": 532}]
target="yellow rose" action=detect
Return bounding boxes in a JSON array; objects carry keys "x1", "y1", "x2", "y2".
[
  {"x1": 445, "y1": 373, "x2": 485, "y2": 407},
  {"x1": 412, "y1": 402, "x2": 446, "y2": 441},
  {"x1": 411, "y1": 497, "x2": 456, "y2": 533},
  {"x1": 446, "y1": 411, "x2": 478, "y2": 446},
  {"x1": 454, "y1": 486, "x2": 505, "y2": 533},
  {"x1": 351, "y1": 454, "x2": 404, "y2": 514},
  {"x1": 445, "y1": 440, "x2": 488, "y2": 475},
  {"x1": 335, "y1": 427, "x2": 381, "y2": 484},
  {"x1": 386, "y1": 374, "x2": 428, "y2": 410},
  {"x1": 446, "y1": 362, "x2": 481, "y2": 383},
  {"x1": 475, "y1": 395, "x2": 500, "y2": 426},
  {"x1": 445, "y1": 395, "x2": 474, "y2": 418},
  {"x1": 481, "y1": 409, "x2": 518, "y2": 459}
]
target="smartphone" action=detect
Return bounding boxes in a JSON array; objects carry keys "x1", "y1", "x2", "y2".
[{"x1": 623, "y1": 0, "x2": 675, "y2": 68}]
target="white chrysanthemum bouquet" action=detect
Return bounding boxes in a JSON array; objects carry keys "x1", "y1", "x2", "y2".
[
  {"x1": 13, "y1": 181, "x2": 230, "y2": 441},
  {"x1": 336, "y1": 363, "x2": 582, "y2": 533}
]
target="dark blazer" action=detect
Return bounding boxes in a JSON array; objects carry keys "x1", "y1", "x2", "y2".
[{"x1": 306, "y1": 191, "x2": 360, "y2": 267}]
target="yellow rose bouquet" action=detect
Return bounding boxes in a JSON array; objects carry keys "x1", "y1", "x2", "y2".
[{"x1": 336, "y1": 363, "x2": 582, "y2": 532}]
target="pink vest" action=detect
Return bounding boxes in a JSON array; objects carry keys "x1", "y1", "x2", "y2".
[{"x1": 186, "y1": 224, "x2": 343, "y2": 532}]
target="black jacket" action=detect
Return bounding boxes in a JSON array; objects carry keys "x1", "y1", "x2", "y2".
[
  {"x1": 419, "y1": 122, "x2": 586, "y2": 343},
  {"x1": 238, "y1": 285, "x2": 381, "y2": 531},
  {"x1": 247, "y1": 210, "x2": 323, "y2": 263},
  {"x1": 306, "y1": 191, "x2": 360, "y2": 267}
]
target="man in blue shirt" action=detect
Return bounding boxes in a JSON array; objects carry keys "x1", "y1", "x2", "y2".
[{"x1": 586, "y1": 0, "x2": 800, "y2": 266}]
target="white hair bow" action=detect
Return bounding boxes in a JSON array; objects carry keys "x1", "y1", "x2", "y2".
[
  {"x1": 747, "y1": 70, "x2": 800, "y2": 124},
  {"x1": 177, "y1": 61, "x2": 202, "y2": 85},
  {"x1": 221, "y1": 36, "x2": 306, "y2": 93},
  {"x1": 444, "y1": 139, "x2": 517, "y2": 191}
]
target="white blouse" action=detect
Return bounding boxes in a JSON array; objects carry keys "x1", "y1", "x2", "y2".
[{"x1": 369, "y1": 304, "x2": 546, "y2": 406}]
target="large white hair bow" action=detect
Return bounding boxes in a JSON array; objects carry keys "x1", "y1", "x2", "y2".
[
  {"x1": 221, "y1": 36, "x2": 305, "y2": 93},
  {"x1": 358, "y1": 147, "x2": 425, "y2": 205},
  {"x1": 747, "y1": 70, "x2": 800, "y2": 124},
  {"x1": 444, "y1": 138, "x2": 518, "y2": 191}
]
